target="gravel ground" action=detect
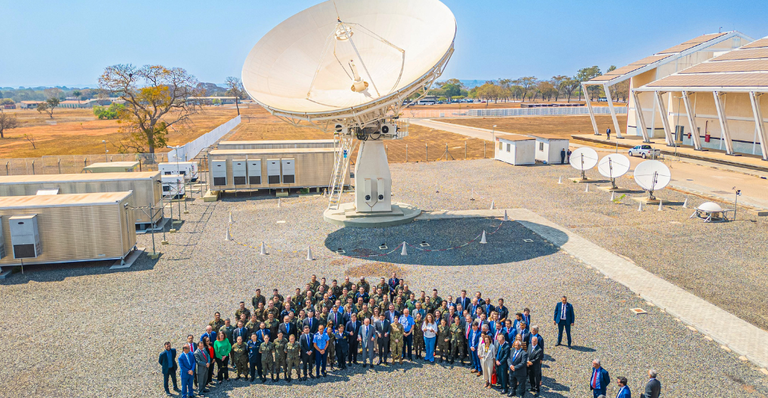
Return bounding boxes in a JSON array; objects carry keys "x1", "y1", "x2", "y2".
[{"x1": 0, "y1": 159, "x2": 767, "y2": 397}]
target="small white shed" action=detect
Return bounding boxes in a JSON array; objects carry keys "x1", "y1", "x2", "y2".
[
  {"x1": 495, "y1": 134, "x2": 535, "y2": 166},
  {"x1": 532, "y1": 134, "x2": 570, "y2": 164}
]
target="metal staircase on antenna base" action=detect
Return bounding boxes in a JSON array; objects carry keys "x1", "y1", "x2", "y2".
[{"x1": 328, "y1": 134, "x2": 356, "y2": 210}]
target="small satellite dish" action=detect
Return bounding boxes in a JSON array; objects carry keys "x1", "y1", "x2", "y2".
[
  {"x1": 598, "y1": 154, "x2": 630, "y2": 189},
  {"x1": 634, "y1": 160, "x2": 671, "y2": 200},
  {"x1": 569, "y1": 147, "x2": 598, "y2": 180}
]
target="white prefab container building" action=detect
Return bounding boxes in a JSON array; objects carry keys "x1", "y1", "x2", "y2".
[
  {"x1": 495, "y1": 134, "x2": 536, "y2": 165},
  {"x1": 0, "y1": 192, "x2": 137, "y2": 267},
  {"x1": 217, "y1": 139, "x2": 335, "y2": 150},
  {"x1": 158, "y1": 162, "x2": 199, "y2": 181},
  {"x1": 161, "y1": 174, "x2": 186, "y2": 199},
  {"x1": 208, "y1": 148, "x2": 347, "y2": 192},
  {"x1": 0, "y1": 172, "x2": 163, "y2": 230},
  {"x1": 83, "y1": 161, "x2": 140, "y2": 173},
  {"x1": 532, "y1": 135, "x2": 570, "y2": 164}
]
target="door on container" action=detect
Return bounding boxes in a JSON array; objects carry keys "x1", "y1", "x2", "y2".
[
  {"x1": 267, "y1": 159, "x2": 281, "y2": 184},
  {"x1": 281, "y1": 159, "x2": 295, "y2": 184},
  {"x1": 232, "y1": 160, "x2": 247, "y2": 185},
  {"x1": 211, "y1": 160, "x2": 227, "y2": 187},
  {"x1": 247, "y1": 159, "x2": 262, "y2": 185}
]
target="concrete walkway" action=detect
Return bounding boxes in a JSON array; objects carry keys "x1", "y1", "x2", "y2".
[
  {"x1": 409, "y1": 119, "x2": 501, "y2": 141},
  {"x1": 419, "y1": 208, "x2": 768, "y2": 371}
]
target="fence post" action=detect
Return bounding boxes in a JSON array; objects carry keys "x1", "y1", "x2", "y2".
[
  {"x1": 84, "y1": 158, "x2": 88, "y2": 169},
  {"x1": 58, "y1": 158, "x2": 61, "y2": 174},
  {"x1": 465, "y1": 141, "x2": 467, "y2": 159},
  {"x1": 426, "y1": 143, "x2": 428, "y2": 162},
  {"x1": 405, "y1": 144, "x2": 408, "y2": 162},
  {"x1": 484, "y1": 142, "x2": 486, "y2": 158},
  {"x1": 32, "y1": 160, "x2": 35, "y2": 175},
  {"x1": 5, "y1": 162, "x2": 8, "y2": 176}
]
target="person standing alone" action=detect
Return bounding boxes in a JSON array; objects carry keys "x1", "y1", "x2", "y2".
[
  {"x1": 158, "y1": 342, "x2": 179, "y2": 396},
  {"x1": 553, "y1": 296, "x2": 575, "y2": 347}
]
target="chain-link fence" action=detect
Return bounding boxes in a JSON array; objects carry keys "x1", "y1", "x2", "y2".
[{"x1": 0, "y1": 153, "x2": 170, "y2": 176}]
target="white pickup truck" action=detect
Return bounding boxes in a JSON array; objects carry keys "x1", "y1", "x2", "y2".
[{"x1": 628, "y1": 144, "x2": 661, "y2": 159}]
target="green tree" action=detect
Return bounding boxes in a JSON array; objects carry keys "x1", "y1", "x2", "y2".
[
  {"x1": 73, "y1": 90, "x2": 82, "y2": 104},
  {"x1": 36, "y1": 97, "x2": 60, "y2": 118},
  {"x1": 576, "y1": 66, "x2": 602, "y2": 101},
  {"x1": 561, "y1": 77, "x2": 580, "y2": 103},
  {"x1": 98, "y1": 64, "x2": 201, "y2": 154},
  {"x1": 513, "y1": 77, "x2": 537, "y2": 102},
  {"x1": 550, "y1": 75, "x2": 569, "y2": 102}
]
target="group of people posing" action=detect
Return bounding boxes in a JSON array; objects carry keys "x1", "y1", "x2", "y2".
[{"x1": 158, "y1": 274, "x2": 659, "y2": 398}]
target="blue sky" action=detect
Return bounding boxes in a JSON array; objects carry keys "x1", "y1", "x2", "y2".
[{"x1": 1, "y1": 0, "x2": 767, "y2": 87}]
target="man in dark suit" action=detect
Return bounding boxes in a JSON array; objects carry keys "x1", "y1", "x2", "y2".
[
  {"x1": 345, "y1": 314, "x2": 361, "y2": 364},
  {"x1": 527, "y1": 336, "x2": 543, "y2": 395},
  {"x1": 384, "y1": 304, "x2": 400, "y2": 325},
  {"x1": 616, "y1": 376, "x2": 631, "y2": 398},
  {"x1": 328, "y1": 307, "x2": 343, "y2": 329},
  {"x1": 158, "y1": 342, "x2": 179, "y2": 396},
  {"x1": 529, "y1": 326, "x2": 544, "y2": 352},
  {"x1": 496, "y1": 298, "x2": 510, "y2": 322},
  {"x1": 388, "y1": 273, "x2": 400, "y2": 296},
  {"x1": 640, "y1": 369, "x2": 661, "y2": 398},
  {"x1": 507, "y1": 340, "x2": 528, "y2": 397},
  {"x1": 193, "y1": 342, "x2": 210, "y2": 396},
  {"x1": 303, "y1": 310, "x2": 320, "y2": 334},
  {"x1": 589, "y1": 359, "x2": 610, "y2": 398},
  {"x1": 553, "y1": 296, "x2": 575, "y2": 347},
  {"x1": 467, "y1": 323, "x2": 482, "y2": 374},
  {"x1": 495, "y1": 334, "x2": 511, "y2": 394},
  {"x1": 374, "y1": 313, "x2": 391, "y2": 365},
  {"x1": 358, "y1": 317, "x2": 376, "y2": 367},
  {"x1": 234, "y1": 320, "x2": 249, "y2": 343},
  {"x1": 299, "y1": 326, "x2": 314, "y2": 381},
  {"x1": 456, "y1": 290, "x2": 471, "y2": 312},
  {"x1": 279, "y1": 315, "x2": 296, "y2": 339}
]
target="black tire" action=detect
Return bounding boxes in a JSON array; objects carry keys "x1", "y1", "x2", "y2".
[{"x1": 642, "y1": 153, "x2": 647, "y2": 159}]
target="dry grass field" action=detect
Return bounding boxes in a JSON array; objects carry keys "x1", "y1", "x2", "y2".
[
  {"x1": 442, "y1": 114, "x2": 628, "y2": 140},
  {"x1": 0, "y1": 106, "x2": 238, "y2": 158},
  {"x1": 231, "y1": 106, "x2": 490, "y2": 163}
]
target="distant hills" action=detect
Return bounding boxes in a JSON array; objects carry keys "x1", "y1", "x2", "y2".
[{"x1": 458, "y1": 80, "x2": 486, "y2": 89}]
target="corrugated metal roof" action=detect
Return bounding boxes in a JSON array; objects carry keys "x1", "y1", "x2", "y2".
[
  {"x1": 657, "y1": 32, "x2": 727, "y2": 54},
  {"x1": 210, "y1": 148, "x2": 336, "y2": 155},
  {"x1": 646, "y1": 73, "x2": 768, "y2": 88},
  {"x1": 496, "y1": 134, "x2": 534, "y2": 142},
  {"x1": 709, "y1": 47, "x2": 768, "y2": 61},
  {"x1": 0, "y1": 172, "x2": 159, "y2": 185},
  {"x1": 742, "y1": 38, "x2": 768, "y2": 49},
  {"x1": 586, "y1": 32, "x2": 738, "y2": 84},
  {"x1": 0, "y1": 192, "x2": 132, "y2": 209},
  {"x1": 680, "y1": 60, "x2": 768, "y2": 74}
]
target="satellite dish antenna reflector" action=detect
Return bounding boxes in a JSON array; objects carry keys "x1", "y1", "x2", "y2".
[
  {"x1": 597, "y1": 154, "x2": 630, "y2": 189},
  {"x1": 569, "y1": 147, "x2": 599, "y2": 180},
  {"x1": 633, "y1": 160, "x2": 671, "y2": 200},
  {"x1": 241, "y1": 0, "x2": 456, "y2": 126}
]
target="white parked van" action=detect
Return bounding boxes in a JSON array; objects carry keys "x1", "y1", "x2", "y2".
[
  {"x1": 158, "y1": 162, "x2": 198, "y2": 182},
  {"x1": 161, "y1": 174, "x2": 186, "y2": 199}
]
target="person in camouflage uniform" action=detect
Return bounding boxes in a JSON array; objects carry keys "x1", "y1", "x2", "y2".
[
  {"x1": 265, "y1": 313, "x2": 279, "y2": 338},
  {"x1": 259, "y1": 335, "x2": 275, "y2": 383},
  {"x1": 437, "y1": 318, "x2": 450, "y2": 363},
  {"x1": 272, "y1": 332, "x2": 287, "y2": 381},
  {"x1": 253, "y1": 303, "x2": 266, "y2": 323},
  {"x1": 231, "y1": 335, "x2": 249, "y2": 379},
  {"x1": 284, "y1": 334, "x2": 301, "y2": 382},
  {"x1": 234, "y1": 301, "x2": 251, "y2": 323},
  {"x1": 252, "y1": 289, "x2": 267, "y2": 312},
  {"x1": 390, "y1": 320, "x2": 404, "y2": 364},
  {"x1": 309, "y1": 275, "x2": 320, "y2": 292},
  {"x1": 209, "y1": 312, "x2": 225, "y2": 335},
  {"x1": 413, "y1": 312, "x2": 425, "y2": 359},
  {"x1": 245, "y1": 315, "x2": 260, "y2": 337},
  {"x1": 358, "y1": 277, "x2": 370, "y2": 294},
  {"x1": 449, "y1": 315, "x2": 465, "y2": 365},
  {"x1": 325, "y1": 322, "x2": 336, "y2": 370},
  {"x1": 219, "y1": 319, "x2": 235, "y2": 345}
]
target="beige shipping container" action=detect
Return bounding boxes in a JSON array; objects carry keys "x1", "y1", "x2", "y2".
[
  {"x1": 217, "y1": 139, "x2": 335, "y2": 150},
  {"x1": 208, "y1": 148, "x2": 348, "y2": 191},
  {"x1": 0, "y1": 192, "x2": 136, "y2": 266},
  {"x1": 0, "y1": 172, "x2": 163, "y2": 229}
]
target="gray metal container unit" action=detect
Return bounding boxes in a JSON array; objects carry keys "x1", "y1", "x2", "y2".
[
  {"x1": 208, "y1": 148, "x2": 346, "y2": 192},
  {"x1": 0, "y1": 192, "x2": 137, "y2": 266},
  {"x1": 0, "y1": 172, "x2": 163, "y2": 230},
  {"x1": 217, "y1": 139, "x2": 335, "y2": 150}
]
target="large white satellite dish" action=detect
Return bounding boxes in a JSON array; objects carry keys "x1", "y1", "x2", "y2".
[
  {"x1": 633, "y1": 160, "x2": 671, "y2": 200},
  {"x1": 569, "y1": 147, "x2": 599, "y2": 180},
  {"x1": 242, "y1": 0, "x2": 456, "y2": 226},
  {"x1": 597, "y1": 154, "x2": 630, "y2": 189}
]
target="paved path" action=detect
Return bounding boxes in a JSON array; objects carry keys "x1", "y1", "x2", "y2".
[
  {"x1": 410, "y1": 119, "x2": 768, "y2": 211},
  {"x1": 418, "y1": 208, "x2": 768, "y2": 371}
]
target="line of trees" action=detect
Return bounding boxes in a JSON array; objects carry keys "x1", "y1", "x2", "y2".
[{"x1": 427, "y1": 66, "x2": 630, "y2": 106}]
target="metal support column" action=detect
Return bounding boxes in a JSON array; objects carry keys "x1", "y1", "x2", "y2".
[
  {"x1": 655, "y1": 91, "x2": 675, "y2": 147},
  {"x1": 633, "y1": 90, "x2": 651, "y2": 143},
  {"x1": 713, "y1": 91, "x2": 735, "y2": 155},
  {"x1": 582, "y1": 83, "x2": 599, "y2": 135},
  {"x1": 604, "y1": 83, "x2": 623, "y2": 138},
  {"x1": 749, "y1": 91, "x2": 768, "y2": 161},
  {"x1": 681, "y1": 91, "x2": 702, "y2": 151}
]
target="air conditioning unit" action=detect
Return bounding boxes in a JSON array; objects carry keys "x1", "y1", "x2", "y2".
[
  {"x1": 211, "y1": 160, "x2": 227, "y2": 186},
  {"x1": 232, "y1": 159, "x2": 247, "y2": 185},
  {"x1": 380, "y1": 123, "x2": 397, "y2": 136},
  {"x1": 10, "y1": 214, "x2": 42, "y2": 259}
]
